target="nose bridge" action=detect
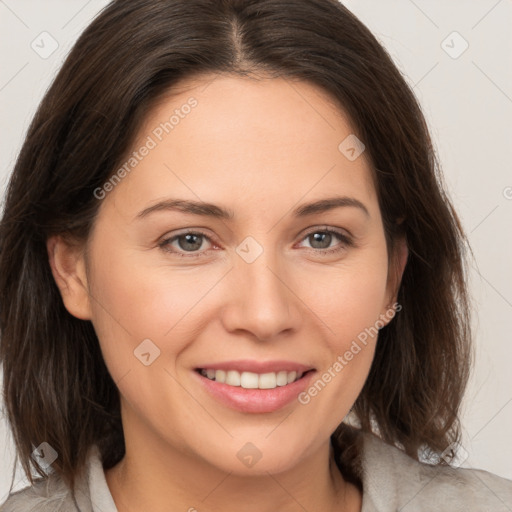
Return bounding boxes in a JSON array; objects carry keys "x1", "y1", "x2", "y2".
[{"x1": 222, "y1": 235, "x2": 301, "y2": 340}]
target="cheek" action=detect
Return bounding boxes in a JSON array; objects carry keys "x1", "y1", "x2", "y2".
[
  {"x1": 87, "y1": 236, "x2": 220, "y2": 339},
  {"x1": 293, "y1": 245, "x2": 389, "y2": 415},
  {"x1": 85, "y1": 241, "x2": 218, "y2": 443},
  {"x1": 301, "y1": 249, "x2": 390, "y2": 348},
  {"x1": 85, "y1": 236, "x2": 202, "y2": 383}
]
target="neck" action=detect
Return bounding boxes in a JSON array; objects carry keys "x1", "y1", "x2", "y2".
[{"x1": 104, "y1": 405, "x2": 361, "y2": 512}]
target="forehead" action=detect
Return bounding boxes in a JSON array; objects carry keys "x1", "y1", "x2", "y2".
[{"x1": 106, "y1": 74, "x2": 377, "y2": 217}]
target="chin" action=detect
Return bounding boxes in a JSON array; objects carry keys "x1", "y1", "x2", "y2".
[{"x1": 192, "y1": 435, "x2": 312, "y2": 476}]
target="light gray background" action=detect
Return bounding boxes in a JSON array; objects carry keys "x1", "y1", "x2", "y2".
[{"x1": 1, "y1": 0, "x2": 511, "y2": 498}]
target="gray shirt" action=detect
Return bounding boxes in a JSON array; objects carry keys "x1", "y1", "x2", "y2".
[{"x1": 1, "y1": 432, "x2": 511, "y2": 511}]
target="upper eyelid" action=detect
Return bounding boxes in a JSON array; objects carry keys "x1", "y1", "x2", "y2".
[
  {"x1": 162, "y1": 225, "x2": 350, "y2": 241},
  {"x1": 300, "y1": 225, "x2": 351, "y2": 238}
]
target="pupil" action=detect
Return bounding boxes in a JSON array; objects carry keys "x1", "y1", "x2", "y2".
[
  {"x1": 179, "y1": 234, "x2": 202, "y2": 251},
  {"x1": 310, "y1": 232, "x2": 331, "y2": 249}
]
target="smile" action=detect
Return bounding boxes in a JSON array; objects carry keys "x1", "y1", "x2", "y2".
[
  {"x1": 198, "y1": 368, "x2": 304, "y2": 389},
  {"x1": 193, "y1": 361, "x2": 316, "y2": 413}
]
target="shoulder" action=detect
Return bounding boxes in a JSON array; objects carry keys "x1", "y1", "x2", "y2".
[
  {"x1": 0, "y1": 475, "x2": 77, "y2": 512},
  {"x1": 0, "y1": 448, "x2": 98, "y2": 512},
  {"x1": 359, "y1": 432, "x2": 512, "y2": 511}
]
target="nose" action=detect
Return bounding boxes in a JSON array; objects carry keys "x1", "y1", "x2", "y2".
[{"x1": 220, "y1": 249, "x2": 303, "y2": 342}]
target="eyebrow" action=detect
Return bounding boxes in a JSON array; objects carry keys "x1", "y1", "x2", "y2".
[{"x1": 136, "y1": 195, "x2": 370, "y2": 220}]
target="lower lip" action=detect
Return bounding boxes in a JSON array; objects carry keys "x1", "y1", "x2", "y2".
[{"x1": 194, "y1": 370, "x2": 316, "y2": 413}]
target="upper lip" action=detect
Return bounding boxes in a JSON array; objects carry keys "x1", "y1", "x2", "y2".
[{"x1": 195, "y1": 359, "x2": 315, "y2": 374}]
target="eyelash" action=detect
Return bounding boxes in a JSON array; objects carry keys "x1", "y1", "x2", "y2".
[{"x1": 158, "y1": 227, "x2": 354, "y2": 259}]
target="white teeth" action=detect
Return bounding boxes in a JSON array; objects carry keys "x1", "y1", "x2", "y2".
[
  {"x1": 225, "y1": 370, "x2": 241, "y2": 386},
  {"x1": 276, "y1": 371, "x2": 288, "y2": 386},
  {"x1": 287, "y1": 371, "x2": 297, "y2": 384},
  {"x1": 240, "y1": 371, "x2": 259, "y2": 389},
  {"x1": 200, "y1": 369, "x2": 305, "y2": 389},
  {"x1": 259, "y1": 372, "x2": 277, "y2": 389}
]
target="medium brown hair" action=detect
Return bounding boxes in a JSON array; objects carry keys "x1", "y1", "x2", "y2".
[{"x1": 0, "y1": 0, "x2": 471, "y2": 495}]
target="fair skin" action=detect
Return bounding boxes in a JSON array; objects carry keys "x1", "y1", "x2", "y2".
[{"x1": 48, "y1": 74, "x2": 407, "y2": 512}]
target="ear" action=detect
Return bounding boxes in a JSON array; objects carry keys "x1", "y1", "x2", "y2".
[
  {"x1": 47, "y1": 235, "x2": 92, "y2": 320},
  {"x1": 381, "y1": 235, "x2": 408, "y2": 320}
]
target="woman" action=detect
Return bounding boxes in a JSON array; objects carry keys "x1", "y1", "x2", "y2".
[{"x1": 1, "y1": 0, "x2": 511, "y2": 510}]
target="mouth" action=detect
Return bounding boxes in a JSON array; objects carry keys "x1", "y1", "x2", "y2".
[
  {"x1": 195, "y1": 368, "x2": 310, "y2": 389},
  {"x1": 193, "y1": 361, "x2": 316, "y2": 413}
]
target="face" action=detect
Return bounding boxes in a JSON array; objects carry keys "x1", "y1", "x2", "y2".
[{"x1": 54, "y1": 74, "x2": 403, "y2": 476}]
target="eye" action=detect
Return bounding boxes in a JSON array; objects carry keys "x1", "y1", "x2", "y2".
[
  {"x1": 158, "y1": 227, "x2": 353, "y2": 259},
  {"x1": 158, "y1": 230, "x2": 215, "y2": 257},
  {"x1": 297, "y1": 227, "x2": 353, "y2": 255}
]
